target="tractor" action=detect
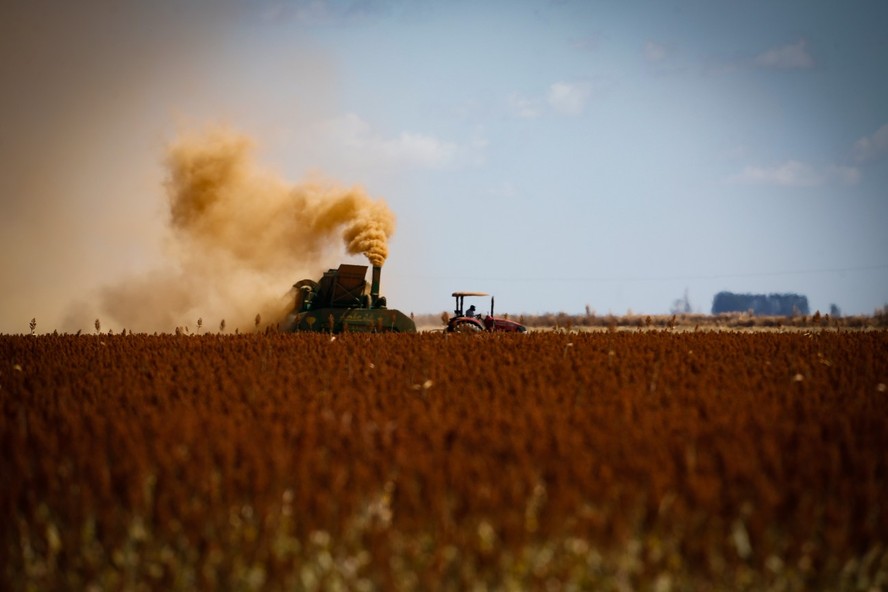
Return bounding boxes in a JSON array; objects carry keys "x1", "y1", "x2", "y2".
[{"x1": 447, "y1": 292, "x2": 527, "y2": 333}]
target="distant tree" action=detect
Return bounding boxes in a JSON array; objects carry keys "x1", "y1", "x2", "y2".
[
  {"x1": 829, "y1": 303, "x2": 842, "y2": 318},
  {"x1": 712, "y1": 292, "x2": 747, "y2": 314},
  {"x1": 712, "y1": 291, "x2": 809, "y2": 316}
]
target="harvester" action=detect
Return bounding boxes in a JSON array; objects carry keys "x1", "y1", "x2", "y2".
[
  {"x1": 283, "y1": 264, "x2": 416, "y2": 333},
  {"x1": 447, "y1": 292, "x2": 526, "y2": 333}
]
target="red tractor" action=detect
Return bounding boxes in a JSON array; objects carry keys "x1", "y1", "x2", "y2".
[{"x1": 447, "y1": 292, "x2": 527, "y2": 333}]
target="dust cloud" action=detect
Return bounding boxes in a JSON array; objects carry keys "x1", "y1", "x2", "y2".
[{"x1": 95, "y1": 125, "x2": 396, "y2": 332}]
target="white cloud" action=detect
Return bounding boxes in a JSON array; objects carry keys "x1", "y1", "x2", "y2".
[
  {"x1": 261, "y1": 0, "x2": 387, "y2": 25},
  {"x1": 730, "y1": 161, "x2": 820, "y2": 186},
  {"x1": 507, "y1": 79, "x2": 609, "y2": 120},
  {"x1": 644, "y1": 41, "x2": 669, "y2": 62},
  {"x1": 487, "y1": 181, "x2": 517, "y2": 198},
  {"x1": 853, "y1": 123, "x2": 888, "y2": 163},
  {"x1": 754, "y1": 39, "x2": 815, "y2": 70},
  {"x1": 380, "y1": 132, "x2": 458, "y2": 168},
  {"x1": 507, "y1": 93, "x2": 542, "y2": 119},
  {"x1": 322, "y1": 113, "x2": 463, "y2": 169},
  {"x1": 729, "y1": 160, "x2": 859, "y2": 187},
  {"x1": 325, "y1": 112, "x2": 371, "y2": 146},
  {"x1": 643, "y1": 40, "x2": 689, "y2": 75},
  {"x1": 827, "y1": 164, "x2": 862, "y2": 185},
  {"x1": 546, "y1": 81, "x2": 591, "y2": 116},
  {"x1": 261, "y1": 1, "x2": 335, "y2": 24},
  {"x1": 570, "y1": 34, "x2": 602, "y2": 52}
]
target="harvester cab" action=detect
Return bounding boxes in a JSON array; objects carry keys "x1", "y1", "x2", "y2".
[{"x1": 448, "y1": 292, "x2": 527, "y2": 333}]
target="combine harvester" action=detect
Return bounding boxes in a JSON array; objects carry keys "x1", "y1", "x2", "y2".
[{"x1": 283, "y1": 264, "x2": 416, "y2": 333}]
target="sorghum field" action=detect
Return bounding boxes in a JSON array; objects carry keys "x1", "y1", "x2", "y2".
[{"x1": 2, "y1": 330, "x2": 887, "y2": 591}]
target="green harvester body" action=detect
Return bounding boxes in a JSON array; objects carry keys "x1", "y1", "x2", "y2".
[{"x1": 283, "y1": 264, "x2": 416, "y2": 333}]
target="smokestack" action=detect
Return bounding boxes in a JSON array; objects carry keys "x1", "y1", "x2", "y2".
[{"x1": 371, "y1": 265, "x2": 381, "y2": 306}]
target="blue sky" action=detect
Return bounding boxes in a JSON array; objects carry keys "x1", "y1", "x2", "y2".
[{"x1": 2, "y1": 0, "x2": 887, "y2": 332}]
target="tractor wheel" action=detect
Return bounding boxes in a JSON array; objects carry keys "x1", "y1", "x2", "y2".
[{"x1": 453, "y1": 320, "x2": 483, "y2": 333}]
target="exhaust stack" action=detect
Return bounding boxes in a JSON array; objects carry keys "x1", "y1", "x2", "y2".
[{"x1": 371, "y1": 265, "x2": 382, "y2": 307}]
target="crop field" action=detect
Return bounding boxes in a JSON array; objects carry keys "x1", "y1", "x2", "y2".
[{"x1": 2, "y1": 330, "x2": 887, "y2": 590}]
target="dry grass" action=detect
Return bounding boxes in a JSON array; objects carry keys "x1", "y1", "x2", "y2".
[{"x1": 2, "y1": 331, "x2": 887, "y2": 590}]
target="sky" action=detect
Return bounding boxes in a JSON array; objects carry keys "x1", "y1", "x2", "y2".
[{"x1": 2, "y1": 0, "x2": 887, "y2": 333}]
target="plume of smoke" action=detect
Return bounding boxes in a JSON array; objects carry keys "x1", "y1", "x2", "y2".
[
  {"x1": 343, "y1": 200, "x2": 394, "y2": 267},
  {"x1": 94, "y1": 125, "x2": 396, "y2": 332}
]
